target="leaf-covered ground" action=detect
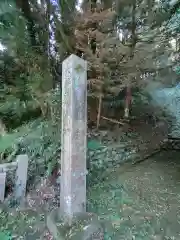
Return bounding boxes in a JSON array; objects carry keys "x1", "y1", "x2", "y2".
[
  {"x1": 1, "y1": 150, "x2": 180, "y2": 239},
  {"x1": 0, "y1": 119, "x2": 178, "y2": 239},
  {"x1": 88, "y1": 150, "x2": 180, "y2": 239}
]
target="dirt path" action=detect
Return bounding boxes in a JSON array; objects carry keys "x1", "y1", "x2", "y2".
[{"x1": 88, "y1": 150, "x2": 180, "y2": 240}]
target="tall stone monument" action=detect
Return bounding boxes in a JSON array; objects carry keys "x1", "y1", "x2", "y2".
[
  {"x1": 47, "y1": 54, "x2": 104, "y2": 239},
  {"x1": 60, "y1": 54, "x2": 87, "y2": 220}
]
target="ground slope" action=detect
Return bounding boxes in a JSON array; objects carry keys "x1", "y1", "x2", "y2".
[{"x1": 88, "y1": 150, "x2": 180, "y2": 239}]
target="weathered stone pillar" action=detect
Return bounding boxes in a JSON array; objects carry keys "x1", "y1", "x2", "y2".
[
  {"x1": 60, "y1": 54, "x2": 87, "y2": 221},
  {"x1": 47, "y1": 54, "x2": 104, "y2": 239}
]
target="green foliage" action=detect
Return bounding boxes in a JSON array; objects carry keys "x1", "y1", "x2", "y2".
[
  {"x1": 0, "y1": 231, "x2": 12, "y2": 240},
  {"x1": 167, "y1": 9, "x2": 180, "y2": 34},
  {"x1": 0, "y1": 208, "x2": 45, "y2": 237},
  {"x1": 175, "y1": 66, "x2": 180, "y2": 75},
  {"x1": 0, "y1": 3, "x2": 27, "y2": 51},
  {"x1": 88, "y1": 140, "x2": 103, "y2": 150},
  {"x1": 132, "y1": 91, "x2": 151, "y2": 106},
  {"x1": 0, "y1": 94, "x2": 41, "y2": 129},
  {"x1": 0, "y1": 132, "x2": 20, "y2": 155},
  {"x1": 0, "y1": 119, "x2": 60, "y2": 181},
  {"x1": 0, "y1": 1, "x2": 16, "y2": 16},
  {"x1": 0, "y1": 0, "x2": 179, "y2": 184}
]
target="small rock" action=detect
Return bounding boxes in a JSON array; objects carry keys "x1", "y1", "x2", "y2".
[
  {"x1": 89, "y1": 151, "x2": 95, "y2": 157},
  {"x1": 56, "y1": 176, "x2": 61, "y2": 184},
  {"x1": 100, "y1": 131, "x2": 108, "y2": 137},
  {"x1": 112, "y1": 150, "x2": 117, "y2": 155}
]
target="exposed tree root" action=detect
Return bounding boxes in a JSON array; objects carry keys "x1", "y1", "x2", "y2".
[{"x1": 133, "y1": 148, "x2": 162, "y2": 165}]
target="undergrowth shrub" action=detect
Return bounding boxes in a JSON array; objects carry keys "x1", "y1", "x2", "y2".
[{"x1": 0, "y1": 118, "x2": 61, "y2": 186}]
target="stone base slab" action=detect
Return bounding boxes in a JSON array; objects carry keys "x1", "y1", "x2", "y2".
[{"x1": 47, "y1": 209, "x2": 104, "y2": 239}]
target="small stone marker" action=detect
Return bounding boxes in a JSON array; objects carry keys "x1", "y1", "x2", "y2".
[
  {"x1": 0, "y1": 172, "x2": 6, "y2": 202},
  {"x1": 15, "y1": 154, "x2": 28, "y2": 202}
]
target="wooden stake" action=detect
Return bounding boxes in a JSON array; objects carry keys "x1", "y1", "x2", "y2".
[
  {"x1": 0, "y1": 172, "x2": 6, "y2": 202},
  {"x1": 96, "y1": 94, "x2": 102, "y2": 129},
  {"x1": 133, "y1": 148, "x2": 161, "y2": 165},
  {"x1": 124, "y1": 86, "x2": 132, "y2": 119},
  {"x1": 101, "y1": 116, "x2": 125, "y2": 125}
]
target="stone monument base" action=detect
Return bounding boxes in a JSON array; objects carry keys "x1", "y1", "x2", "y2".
[{"x1": 47, "y1": 209, "x2": 104, "y2": 240}]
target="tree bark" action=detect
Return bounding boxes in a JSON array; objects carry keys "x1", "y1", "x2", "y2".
[
  {"x1": 124, "y1": 86, "x2": 132, "y2": 118},
  {"x1": 0, "y1": 119, "x2": 7, "y2": 136}
]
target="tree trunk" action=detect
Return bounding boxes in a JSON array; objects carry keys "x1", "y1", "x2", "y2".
[
  {"x1": 0, "y1": 119, "x2": 7, "y2": 136},
  {"x1": 124, "y1": 86, "x2": 132, "y2": 118}
]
